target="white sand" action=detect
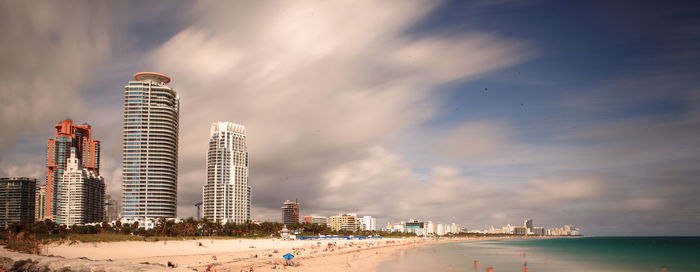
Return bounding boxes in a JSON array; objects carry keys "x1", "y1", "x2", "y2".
[{"x1": 49, "y1": 238, "x2": 399, "y2": 260}]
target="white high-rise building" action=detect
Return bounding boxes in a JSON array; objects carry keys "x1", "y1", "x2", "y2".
[
  {"x1": 359, "y1": 215, "x2": 376, "y2": 231},
  {"x1": 57, "y1": 150, "x2": 105, "y2": 226},
  {"x1": 436, "y1": 223, "x2": 446, "y2": 236},
  {"x1": 426, "y1": 221, "x2": 435, "y2": 235},
  {"x1": 121, "y1": 72, "x2": 179, "y2": 219},
  {"x1": 202, "y1": 122, "x2": 251, "y2": 223}
]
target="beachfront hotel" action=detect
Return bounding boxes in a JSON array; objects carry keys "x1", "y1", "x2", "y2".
[
  {"x1": 0, "y1": 177, "x2": 37, "y2": 228},
  {"x1": 202, "y1": 122, "x2": 251, "y2": 223},
  {"x1": 46, "y1": 119, "x2": 100, "y2": 220},
  {"x1": 329, "y1": 213, "x2": 359, "y2": 231},
  {"x1": 56, "y1": 150, "x2": 105, "y2": 225},
  {"x1": 121, "y1": 72, "x2": 179, "y2": 219}
]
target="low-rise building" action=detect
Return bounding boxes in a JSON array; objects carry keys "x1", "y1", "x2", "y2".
[
  {"x1": 329, "y1": 213, "x2": 358, "y2": 231},
  {"x1": 311, "y1": 216, "x2": 327, "y2": 225}
]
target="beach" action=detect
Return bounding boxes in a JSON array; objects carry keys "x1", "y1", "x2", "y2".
[
  {"x1": 41, "y1": 237, "x2": 454, "y2": 271},
  {"x1": 0, "y1": 236, "x2": 565, "y2": 271}
]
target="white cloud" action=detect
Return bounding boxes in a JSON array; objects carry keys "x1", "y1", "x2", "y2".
[{"x1": 148, "y1": 0, "x2": 531, "y2": 219}]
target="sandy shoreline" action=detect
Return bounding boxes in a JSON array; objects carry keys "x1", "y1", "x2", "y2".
[
  {"x1": 4, "y1": 236, "x2": 525, "y2": 271},
  {"x1": 39, "y1": 237, "x2": 479, "y2": 271}
]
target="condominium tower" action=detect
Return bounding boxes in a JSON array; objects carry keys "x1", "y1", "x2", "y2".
[
  {"x1": 121, "y1": 72, "x2": 179, "y2": 219},
  {"x1": 56, "y1": 150, "x2": 105, "y2": 225},
  {"x1": 46, "y1": 119, "x2": 100, "y2": 219},
  {"x1": 202, "y1": 122, "x2": 251, "y2": 223},
  {"x1": 0, "y1": 177, "x2": 36, "y2": 228}
]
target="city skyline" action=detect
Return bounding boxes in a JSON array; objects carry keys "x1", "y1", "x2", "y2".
[{"x1": 1, "y1": 1, "x2": 699, "y2": 235}]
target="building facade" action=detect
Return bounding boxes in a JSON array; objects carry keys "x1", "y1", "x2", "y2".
[
  {"x1": 121, "y1": 72, "x2": 179, "y2": 219},
  {"x1": 202, "y1": 122, "x2": 251, "y2": 223},
  {"x1": 104, "y1": 195, "x2": 120, "y2": 222},
  {"x1": 281, "y1": 200, "x2": 299, "y2": 225},
  {"x1": 56, "y1": 151, "x2": 105, "y2": 226},
  {"x1": 46, "y1": 119, "x2": 100, "y2": 219},
  {"x1": 311, "y1": 216, "x2": 327, "y2": 225},
  {"x1": 524, "y1": 219, "x2": 533, "y2": 233},
  {"x1": 359, "y1": 216, "x2": 376, "y2": 231},
  {"x1": 0, "y1": 177, "x2": 37, "y2": 228},
  {"x1": 329, "y1": 214, "x2": 358, "y2": 231},
  {"x1": 35, "y1": 185, "x2": 47, "y2": 221}
]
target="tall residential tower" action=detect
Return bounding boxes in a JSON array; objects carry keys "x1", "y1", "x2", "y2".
[
  {"x1": 121, "y1": 72, "x2": 179, "y2": 219},
  {"x1": 202, "y1": 122, "x2": 251, "y2": 223},
  {"x1": 281, "y1": 200, "x2": 299, "y2": 225},
  {"x1": 46, "y1": 119, "x2": 100, "y2": 219}
]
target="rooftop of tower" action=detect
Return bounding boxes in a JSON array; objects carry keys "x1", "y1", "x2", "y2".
[{"x1": 133, "y1": 72, "x2": 171, "y2": 84}]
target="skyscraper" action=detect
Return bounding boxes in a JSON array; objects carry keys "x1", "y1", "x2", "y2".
[
  {"x1": 281, "y1": 200, "x2": 299, "y2": 225},
  {"x1": 56, "y1": 150, "x2": 105, "y2": 225},
  {"x1": 121, "y1": 72, "x2": 179, "y2": 219},
  {"x1": 0, "y1": 177, "x2": 36, "y2": 229},
  {"x1": 202, "y1": 122, "x2": 251, "y2": 223},
  {"x1": 46, "y1": 119, "x2": 100, "y2": 219}
]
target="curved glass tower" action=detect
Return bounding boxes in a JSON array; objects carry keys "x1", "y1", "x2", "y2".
[{"x1": 121, "y1": 72, "x2": 179, "y2": 219}]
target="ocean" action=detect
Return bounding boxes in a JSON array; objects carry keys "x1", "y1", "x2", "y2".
[{"x1": 378, "y1": 237, "x2": 700, "y2": 272}]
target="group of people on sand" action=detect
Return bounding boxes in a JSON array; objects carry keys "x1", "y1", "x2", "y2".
[{"x1": 195, "y1": 239, "x2": 405, "y2": 271}]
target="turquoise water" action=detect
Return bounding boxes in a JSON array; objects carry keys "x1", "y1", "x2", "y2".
[{"x1": 378, "y1": 237, "x2": 700, "y2": 272}]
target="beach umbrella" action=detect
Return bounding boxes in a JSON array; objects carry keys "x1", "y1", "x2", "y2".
[{"x1": 283, "y1": 253, "x2": 295, "y2": 260}]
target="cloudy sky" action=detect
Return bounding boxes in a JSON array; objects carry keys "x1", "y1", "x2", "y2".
[{"x1": 1, "y1": 0, "x2": 699, "y2": 235}]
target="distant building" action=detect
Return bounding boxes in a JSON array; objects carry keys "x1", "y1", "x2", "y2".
[
  {"x1": 104, "y1": 195, "x2": 120, "y2": 222},
  {"x1": 121, "y1": 72, "x2": 179, "y2": 219},
  {"x1": 524, "y1": 219, "x2": 533, "y2": 233},
  {"x1": 194, "y1": 202, "x2": 202, "y2": 220},
  {"x1": 302, "y1": 216, "x2": 313, "y2": 224},
  {"x1": 202, "y1": 122, "x2": 251, "y2": 223},
  {"x1": 46, "y1": 119, "x2": 100, "y2": 220},
  {"x1": 425, "y1": 221, "x2": 435, "y2": 235},
  {"x1": 311, "y1": 216, "x2": 327, "y2": 225},
  {"x1": 406, "y1": 220, "x2": 424, "y2": 234},
  {"x1": 450, "y1": 223, "x2": 461, "y2": 234},
  {"x1": 56, "y1": 150, "x2": 105, "y2": 226},
  {"x1": 281, "y1": 200, "x2": 299, "y2": 225},
  {"x1": 329, "y1": 214, "x2": 358, "y2": 231},
  {"x1": 0, "y1": 177, "x2": 37, "y2": 228},
  {"x1": 436, "y1": 223, "x2": 446, "y2": 236},
  {"x1": 392, "y1": 221, "x2": 407, "y2": 233},
  {"x1": 35, "y1": 184, "x2": 47, "y2": 221},
  {"x1": 532, "y1": 227, "x2": 545, "y2": 236},
  {"x1": 514, "y1": 226, "x2": 527, "y2": 235},
  {"x1": 359, "y1": 215, "x2": 376, "y2": 231}
]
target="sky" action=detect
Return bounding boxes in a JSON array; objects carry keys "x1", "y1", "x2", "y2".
[{"x1": 1, "y1": 0, "x2": 699, "y2": 236}]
